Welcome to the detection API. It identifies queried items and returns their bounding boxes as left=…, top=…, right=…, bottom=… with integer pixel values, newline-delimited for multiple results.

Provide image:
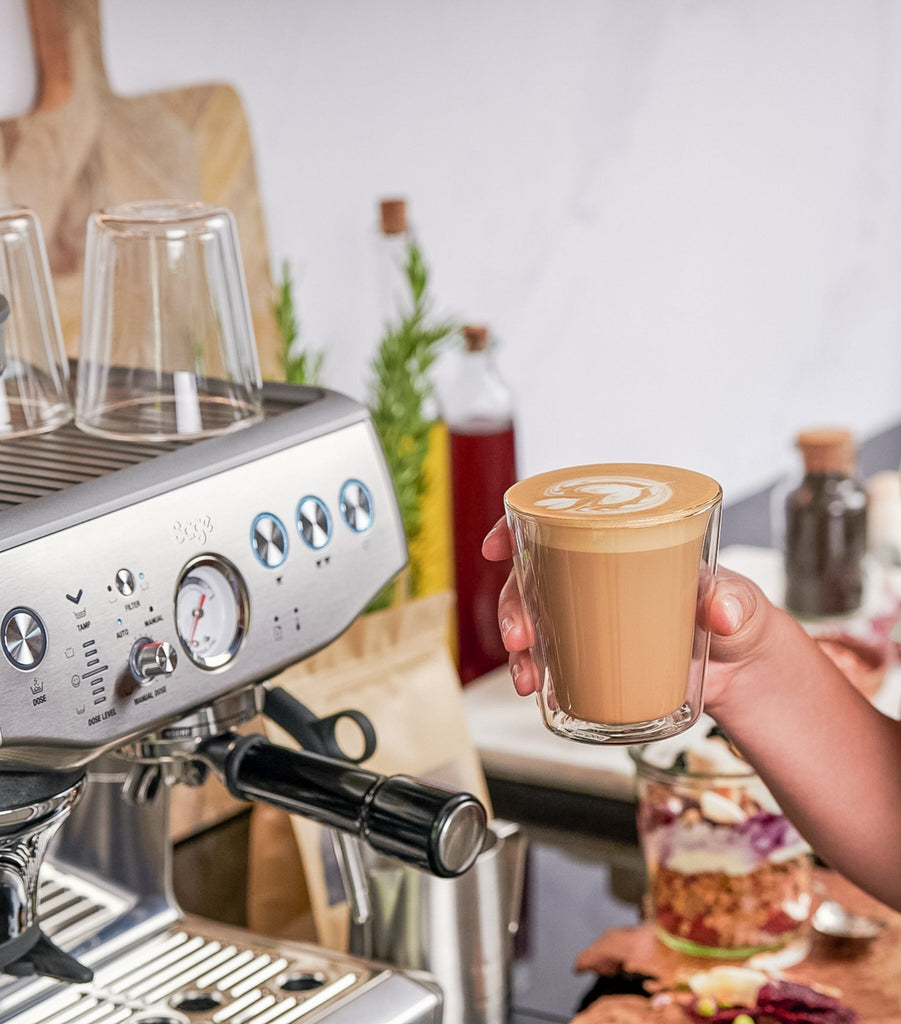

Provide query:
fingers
left=488, top=556, right=777, bottom=700
left=483, top=516, right=541, bottom=695
left=498, top=570, right=533, bottom=652
left=705, top=567, right=773, bottom=665
left=482, top=516, right=513, bottom=560
left=707, top=569, right=759, bottom=635
left=509, top=650, right=541, bottom=696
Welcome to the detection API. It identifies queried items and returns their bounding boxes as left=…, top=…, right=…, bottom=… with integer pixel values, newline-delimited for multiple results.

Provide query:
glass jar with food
left=630, top=728, right=813, bottom=958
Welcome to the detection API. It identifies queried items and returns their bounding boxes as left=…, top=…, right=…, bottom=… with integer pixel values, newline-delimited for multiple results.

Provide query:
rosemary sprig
left=274, top=261, right=324, bottom=385
left=369, top=241, right=456, bottom=605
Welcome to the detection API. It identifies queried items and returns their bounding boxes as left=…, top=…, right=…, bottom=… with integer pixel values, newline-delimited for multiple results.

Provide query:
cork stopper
left=379, top=198, right=407, bottom=236
left=462, top=324, right=489, bottom=352
left=796, top=428, right=856, bottom=474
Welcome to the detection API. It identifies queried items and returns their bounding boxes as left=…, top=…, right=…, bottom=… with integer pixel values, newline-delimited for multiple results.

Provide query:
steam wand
left=261, top=685, right=379, bottom=922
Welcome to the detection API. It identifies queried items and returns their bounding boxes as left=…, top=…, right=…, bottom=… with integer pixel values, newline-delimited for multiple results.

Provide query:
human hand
left=481, top=515, right=779, bottom=710
left=481, top=516, right=539, bottom=696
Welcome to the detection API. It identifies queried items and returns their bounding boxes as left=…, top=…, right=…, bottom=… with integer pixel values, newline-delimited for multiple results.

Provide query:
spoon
left=812, top=900, right=887, bottom=942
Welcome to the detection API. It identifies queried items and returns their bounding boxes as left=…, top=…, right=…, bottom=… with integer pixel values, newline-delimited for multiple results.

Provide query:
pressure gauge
left=175, top=556, right=249, bottom=669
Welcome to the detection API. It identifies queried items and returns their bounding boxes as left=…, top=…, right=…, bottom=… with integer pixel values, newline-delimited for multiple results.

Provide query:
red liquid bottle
left=441, top=325, right=517, bottom=684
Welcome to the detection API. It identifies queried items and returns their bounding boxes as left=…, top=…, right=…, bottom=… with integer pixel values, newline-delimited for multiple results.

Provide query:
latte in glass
left=504, top=464, right=722, bottom=744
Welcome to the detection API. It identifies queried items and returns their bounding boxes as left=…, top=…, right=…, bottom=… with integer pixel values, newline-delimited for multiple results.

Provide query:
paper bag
left=254, top=590, right=491, bottom=952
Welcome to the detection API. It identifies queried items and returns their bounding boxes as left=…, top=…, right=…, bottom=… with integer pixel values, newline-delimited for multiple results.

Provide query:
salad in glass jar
left=631, top=725, right=813, bottom=957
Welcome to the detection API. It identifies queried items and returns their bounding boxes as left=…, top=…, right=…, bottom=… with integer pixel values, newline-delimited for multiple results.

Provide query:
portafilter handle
left=199, top=733, right=487, bottom=878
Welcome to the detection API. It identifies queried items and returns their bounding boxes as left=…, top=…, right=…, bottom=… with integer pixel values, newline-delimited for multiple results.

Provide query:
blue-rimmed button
left=340, top=479, right=374, bottom=533
left=297, top=496, right=332, bottom=550
left=251, top=513, right=288, bottom=568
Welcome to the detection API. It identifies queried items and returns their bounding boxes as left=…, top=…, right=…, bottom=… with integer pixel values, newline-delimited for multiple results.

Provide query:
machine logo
left=171, top=514, right=214, bottom=546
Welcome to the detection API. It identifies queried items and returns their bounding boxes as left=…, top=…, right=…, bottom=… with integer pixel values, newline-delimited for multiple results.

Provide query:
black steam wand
left=259, top=685, right=380, bottom=922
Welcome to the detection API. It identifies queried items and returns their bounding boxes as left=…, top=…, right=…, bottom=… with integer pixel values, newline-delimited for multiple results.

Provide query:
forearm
left=706, top=609, right=901, bottom=910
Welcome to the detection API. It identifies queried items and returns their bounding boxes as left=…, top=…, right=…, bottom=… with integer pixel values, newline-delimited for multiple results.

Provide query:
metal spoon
left=812, top=900, right=887, bottom=942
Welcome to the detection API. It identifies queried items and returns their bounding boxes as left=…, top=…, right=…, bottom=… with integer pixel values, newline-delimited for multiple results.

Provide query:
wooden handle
left=27, top=0, right=110, bottom=112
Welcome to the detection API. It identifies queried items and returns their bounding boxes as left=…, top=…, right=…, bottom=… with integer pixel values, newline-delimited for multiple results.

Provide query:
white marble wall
left=2, top=0, right=901, bottom=503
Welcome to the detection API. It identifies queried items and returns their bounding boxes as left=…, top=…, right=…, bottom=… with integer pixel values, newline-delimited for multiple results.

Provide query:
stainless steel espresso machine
left=0, top=367, right=487, bottom=1023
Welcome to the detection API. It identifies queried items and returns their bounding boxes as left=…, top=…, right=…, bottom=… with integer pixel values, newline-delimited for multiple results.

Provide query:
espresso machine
left=0, top=334, right=487, bottom=1023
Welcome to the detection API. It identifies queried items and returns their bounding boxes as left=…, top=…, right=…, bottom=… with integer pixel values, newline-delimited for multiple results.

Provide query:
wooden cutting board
left=0, top=0, right=282, bottom=379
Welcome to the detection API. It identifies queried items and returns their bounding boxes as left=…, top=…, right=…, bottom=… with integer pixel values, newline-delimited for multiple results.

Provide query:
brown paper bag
left=246, top=802, right=317, bottom=941
left=254, top=590, right=491, bottom=952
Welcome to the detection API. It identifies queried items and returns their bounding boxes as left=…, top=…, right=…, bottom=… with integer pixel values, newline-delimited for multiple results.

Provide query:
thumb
left=704, top=567, right=772, bottom=664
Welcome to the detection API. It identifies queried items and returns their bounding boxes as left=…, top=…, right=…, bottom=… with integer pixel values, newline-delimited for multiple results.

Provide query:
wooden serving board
left=571, top=869, right=901, bottom=1024
left=0, top=0, right=282, bottom=378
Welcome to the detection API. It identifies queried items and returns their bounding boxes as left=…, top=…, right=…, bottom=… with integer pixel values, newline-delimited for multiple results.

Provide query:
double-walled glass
left=504, top=464, right=722, bottom=744
left=631, top=743, right=813, bottom=958
left=0, top=206, right=72, bottom=436
left=76, top=200, right=263, bottom=441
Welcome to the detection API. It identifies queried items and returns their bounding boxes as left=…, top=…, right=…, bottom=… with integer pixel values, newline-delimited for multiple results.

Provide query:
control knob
left=2, top=607, right=47, bottom=669
left=130, top=638, right=178, bottom=684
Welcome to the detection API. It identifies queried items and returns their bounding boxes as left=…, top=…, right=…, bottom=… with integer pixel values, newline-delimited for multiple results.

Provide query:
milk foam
left=506, top=463, right=722, bottom=553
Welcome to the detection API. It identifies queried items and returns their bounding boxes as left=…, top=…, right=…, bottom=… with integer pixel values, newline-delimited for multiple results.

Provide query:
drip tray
left=7, top=919, right=440, bottom=1024
left=1, top=870, right=441, bottom=1024
left=38, top=863, right=133, bottom=955
left=15, top=925, right=363, bottom=1024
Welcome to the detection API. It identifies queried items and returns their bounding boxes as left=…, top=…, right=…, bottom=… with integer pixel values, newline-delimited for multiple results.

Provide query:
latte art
left=535, top=476, right=673, bottom=516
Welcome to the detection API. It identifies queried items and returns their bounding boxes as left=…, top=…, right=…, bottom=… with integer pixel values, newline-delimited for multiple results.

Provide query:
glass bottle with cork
left=783, top=427, right=868, bottom=619
left=440, top=324, right=518, bottom=684
left=376, top=198, right=411, bottom=321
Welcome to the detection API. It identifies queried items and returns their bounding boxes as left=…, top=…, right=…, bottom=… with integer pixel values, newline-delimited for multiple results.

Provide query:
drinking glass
left=75, top=200, right=263, bottom=441
left=504, top=463, right=722, bottom=744
left=0, top=206, right=73, bottom=436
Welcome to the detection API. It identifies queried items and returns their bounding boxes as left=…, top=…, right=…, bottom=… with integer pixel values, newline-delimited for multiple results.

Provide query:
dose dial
left=175, top=556, right=248, bottom=669
left=2, top=607, right=46, bottom=670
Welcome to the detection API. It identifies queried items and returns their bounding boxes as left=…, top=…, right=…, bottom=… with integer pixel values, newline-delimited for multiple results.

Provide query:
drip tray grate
left=0, top=866, right=384, bottom=1024
left=11, top=925, right=373, bottom=1024
left=38, top=864, right=133, bottom=954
